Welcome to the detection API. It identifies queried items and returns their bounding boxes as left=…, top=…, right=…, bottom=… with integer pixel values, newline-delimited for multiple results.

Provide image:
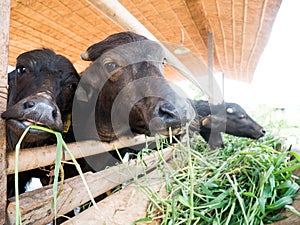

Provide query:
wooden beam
left=7, top=147, right=174, bottom=224
left=0, top=0, right=10, bottom=223
left=7, top=135, right=155, bottom=174
left=86, top=0, right=157, bottom=41
left=61, top=166, right=168, bottom=225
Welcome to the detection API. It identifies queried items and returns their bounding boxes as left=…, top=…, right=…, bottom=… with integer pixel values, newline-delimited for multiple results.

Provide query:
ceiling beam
left=86, top=0, right=158, bottom=41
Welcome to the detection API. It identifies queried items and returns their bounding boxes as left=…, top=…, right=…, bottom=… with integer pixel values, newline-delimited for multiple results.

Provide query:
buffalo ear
left=200, top=115, right=211, bottom=128
left=226, top=107, right=234, bottom=114
left=8, top=70, right=16, bottom=85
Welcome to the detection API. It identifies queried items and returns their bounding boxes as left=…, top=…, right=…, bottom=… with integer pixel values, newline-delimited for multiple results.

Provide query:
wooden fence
left=6, top=139, right=172, bottom=224
left=1, top=0, right=299, bottom=224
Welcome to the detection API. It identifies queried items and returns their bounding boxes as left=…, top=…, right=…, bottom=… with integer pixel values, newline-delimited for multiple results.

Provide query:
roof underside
left=9, top=0, right=282, bottom=82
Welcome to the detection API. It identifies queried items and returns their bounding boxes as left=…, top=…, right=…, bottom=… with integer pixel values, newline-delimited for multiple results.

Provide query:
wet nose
left=23, top=98, right=60, bottom=120
left=2, top=94, right=63, bottom=132
left=23, top=97, right=62, bottom=131
left=261, top=128, right=266, bottom=136
left=154, top=101, right=195, bottom=125
left=155, top=102, right=179, bottom=124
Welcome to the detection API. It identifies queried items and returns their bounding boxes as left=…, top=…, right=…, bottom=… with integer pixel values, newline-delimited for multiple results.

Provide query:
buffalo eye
left=16, top=66, right=26, bottom=74
left=104, top=62, right=120, bottom=74
left=238, top=114, right=246, bottom=119
left=66, top=83, right=77, bottom=92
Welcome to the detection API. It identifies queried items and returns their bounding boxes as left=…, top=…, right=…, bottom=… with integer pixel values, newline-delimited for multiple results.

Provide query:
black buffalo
left=74, top=31, right=194, bottom=142
left=2, top=48, right=79, bottom=150
left=190, top=100, right=266, bottom=149
left=1, top=49, right=80, bottom=197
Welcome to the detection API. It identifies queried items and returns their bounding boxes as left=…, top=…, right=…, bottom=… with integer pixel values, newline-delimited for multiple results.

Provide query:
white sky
left=224, top=0, right=300, bottom=108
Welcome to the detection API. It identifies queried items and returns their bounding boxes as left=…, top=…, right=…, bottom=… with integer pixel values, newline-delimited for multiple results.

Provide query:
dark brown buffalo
left=73, top=31, right=194, bottom=143
left=190, top=100, right=266, bottom=149
left=2, top=48, right=79, bottom=150
left=1, top=49, right=80, bottom=198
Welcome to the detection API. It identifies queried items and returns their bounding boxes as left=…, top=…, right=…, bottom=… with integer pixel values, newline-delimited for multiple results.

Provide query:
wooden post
left=0, top=0, right=10, bottom=223
left=207, top=32, right=214, bottom=104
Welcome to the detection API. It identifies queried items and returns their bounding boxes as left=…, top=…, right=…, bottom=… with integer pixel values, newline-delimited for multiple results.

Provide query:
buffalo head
left=224, top=103, right=266, bottom=139
left=1, top=48, right=80, bottom=149
left=190, top=100, right=266, bottom=149
left=74, top=31, right=195, bottom=141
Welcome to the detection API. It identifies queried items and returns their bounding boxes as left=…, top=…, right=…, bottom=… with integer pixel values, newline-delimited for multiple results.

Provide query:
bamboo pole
left=7, top=135, right=155, bottom=174
left=0, top=0, right=10, bottom=222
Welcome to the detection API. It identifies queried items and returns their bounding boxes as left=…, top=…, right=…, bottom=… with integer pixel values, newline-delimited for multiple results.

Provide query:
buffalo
left=190, top=100, right=266, bottom=149
left=71, top=32, right=195, bottom=171
left=74, top=31, right=195, bottom=142
left=1, top=48, right=80, bottom=197
left=2, top=48, right=79, bottom=150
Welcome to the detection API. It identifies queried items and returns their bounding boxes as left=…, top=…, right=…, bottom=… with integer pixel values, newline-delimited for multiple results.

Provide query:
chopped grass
left=140, top=132, right=300, bottom=225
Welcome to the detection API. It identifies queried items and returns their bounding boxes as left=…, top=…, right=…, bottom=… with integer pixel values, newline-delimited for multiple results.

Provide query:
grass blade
left=266, top=196, right=293, bottom=211
left=225, top=173, right=249, bottom=224
left=15, top=126, right=31, bottom=225
left=61, top=139, right=99, bottom=210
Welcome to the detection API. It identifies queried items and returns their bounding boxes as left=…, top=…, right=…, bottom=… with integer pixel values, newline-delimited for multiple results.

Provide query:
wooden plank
left=0, top=0, right=10, bottom=223
left=7, top=135, right=155, bottom=174
left=61, top=163, right=170, bottom=225
left=11, top=5, right=87, bottom=50
left=7, top=147, right=174, bottom=224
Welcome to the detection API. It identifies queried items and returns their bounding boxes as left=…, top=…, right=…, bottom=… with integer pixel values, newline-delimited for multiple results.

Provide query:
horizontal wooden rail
left=62, top=164, right=170, bottom=225
left=7, top=135, right=155, bottom=174
left=7, top=147, right=174, bottom=224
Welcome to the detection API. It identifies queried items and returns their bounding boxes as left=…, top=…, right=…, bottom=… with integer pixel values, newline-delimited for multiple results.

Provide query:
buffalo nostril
left=52, top=109, right=58, bottom=119
left=261, top=129, right=266, bottom=135
left=158, top=104, right=177, bottom=119
left=23, top=100, right=35, bottom=109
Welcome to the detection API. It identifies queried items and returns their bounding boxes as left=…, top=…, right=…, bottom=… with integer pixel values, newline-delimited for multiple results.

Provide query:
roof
left=9, top=0, right=282, bottom=82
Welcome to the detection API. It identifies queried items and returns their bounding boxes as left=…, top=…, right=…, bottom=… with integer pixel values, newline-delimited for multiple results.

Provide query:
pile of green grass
left=139, top=132, right=300, bottom=225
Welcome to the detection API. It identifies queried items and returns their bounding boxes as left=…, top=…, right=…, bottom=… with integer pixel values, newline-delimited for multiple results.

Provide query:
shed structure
left=8, top=0, right=282, bottom=82
left=2, top=0, right=296, bottom=224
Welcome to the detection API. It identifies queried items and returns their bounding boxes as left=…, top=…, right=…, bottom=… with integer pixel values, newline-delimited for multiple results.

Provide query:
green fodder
left=141, top=133, right=300, bottom=225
